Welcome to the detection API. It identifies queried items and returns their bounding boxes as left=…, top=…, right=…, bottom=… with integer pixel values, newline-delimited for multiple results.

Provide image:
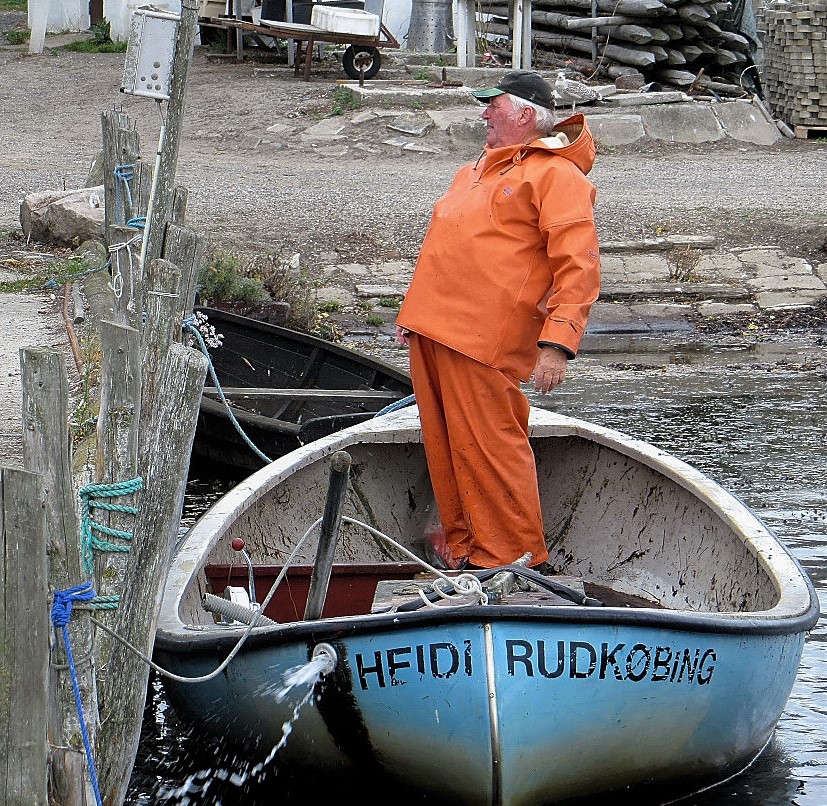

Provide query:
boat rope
left=374, top=392, right=416, bottom=418
left=182, top=314, right=273, bottom=464
left=90, top=516, right=320, bottom=683
left=341, top=516, right=487, bottom=605
left=50, top=582, right=105, bottom=806
left=78, top=477, right=143, bottom=606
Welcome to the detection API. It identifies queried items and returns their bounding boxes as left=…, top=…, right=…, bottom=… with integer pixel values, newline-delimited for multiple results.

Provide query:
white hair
left=508, top=94, right=557, bottom=134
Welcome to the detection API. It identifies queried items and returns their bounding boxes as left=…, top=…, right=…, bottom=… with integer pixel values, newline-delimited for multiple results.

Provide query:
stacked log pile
left=478, top=0, right=754, bottom=89
left=761, top=0, right=827, bottom=128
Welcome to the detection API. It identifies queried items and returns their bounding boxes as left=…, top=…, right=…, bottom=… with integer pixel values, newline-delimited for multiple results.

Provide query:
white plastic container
left=310, top=5, right=380, bottom=37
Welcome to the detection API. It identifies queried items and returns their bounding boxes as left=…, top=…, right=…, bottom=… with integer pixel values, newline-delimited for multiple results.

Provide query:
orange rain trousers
left=409, top=333, right=549, bottom=569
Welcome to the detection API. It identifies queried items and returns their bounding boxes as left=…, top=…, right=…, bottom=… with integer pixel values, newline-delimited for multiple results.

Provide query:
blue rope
left=183, top=315, right=274, bottom=464
left=114, top=163, right=134, bottom=225
left=126, top=216, right=145, bottom=229
left=375, top=393, right=416, bottom=417
left=51, top=583, right=104, bottom=806
left=78, top=478, right=143, bottom=581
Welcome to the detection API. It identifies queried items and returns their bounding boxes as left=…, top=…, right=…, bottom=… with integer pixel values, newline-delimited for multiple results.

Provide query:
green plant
left=331, top=86, right=359, bottom=116
left=365, top=314, right=383, bottom=327
left=413, top=66, right=432, bottom=81
left=63, top=37, right=126, bottom=53
left=318, top=299, right=343, bottom=313
left=0, top=0, right=26, bottom=10
left=197, top=252, right=271, bottom=305
left=0, top=255, right=93, bottom=293
left=377, top=296, right=400, bottom=309
left=4, top=28, right=29, bottom=44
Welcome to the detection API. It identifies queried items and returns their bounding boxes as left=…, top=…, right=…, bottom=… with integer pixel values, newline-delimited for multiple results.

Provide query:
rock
left=20, top=186, right=105, bottom=245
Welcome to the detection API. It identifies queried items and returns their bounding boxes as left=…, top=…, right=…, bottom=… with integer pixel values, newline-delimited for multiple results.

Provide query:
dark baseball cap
left=471, top=70, right=554, bottom=109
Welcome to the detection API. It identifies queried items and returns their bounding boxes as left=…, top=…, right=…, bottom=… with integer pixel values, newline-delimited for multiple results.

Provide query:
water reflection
left=130, top=351, right=827, bottom=805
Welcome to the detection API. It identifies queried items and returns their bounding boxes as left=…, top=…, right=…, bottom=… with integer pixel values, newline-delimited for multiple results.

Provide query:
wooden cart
left=199, top=14, right=400, bottom=80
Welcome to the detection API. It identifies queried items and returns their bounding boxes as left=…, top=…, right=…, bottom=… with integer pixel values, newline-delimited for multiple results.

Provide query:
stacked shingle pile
left=477, top=0, right=754, bottom=88
left=761, top=0, right=827, bottom=130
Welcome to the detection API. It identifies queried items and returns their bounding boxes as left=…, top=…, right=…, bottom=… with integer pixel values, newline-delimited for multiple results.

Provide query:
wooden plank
left=203, top=386, right=405, bottom=401
left=794, top=124, right=827, bottom=139
left=0, top=466, right=49, bottom=806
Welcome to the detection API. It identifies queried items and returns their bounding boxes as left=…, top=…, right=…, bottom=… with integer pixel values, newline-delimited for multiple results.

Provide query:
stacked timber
left=478, top=0, right=754, bottom=88
left=761, top=0, right=827, bottom=129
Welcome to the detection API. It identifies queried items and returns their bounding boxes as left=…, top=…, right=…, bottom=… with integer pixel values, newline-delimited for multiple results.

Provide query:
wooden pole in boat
left=304, top=450, right=352, bottom=621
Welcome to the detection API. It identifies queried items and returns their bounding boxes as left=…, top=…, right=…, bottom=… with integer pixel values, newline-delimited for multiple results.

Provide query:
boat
left=188, top=306, right=412, bottom=479
left=155, top=406, right=819, bottom=805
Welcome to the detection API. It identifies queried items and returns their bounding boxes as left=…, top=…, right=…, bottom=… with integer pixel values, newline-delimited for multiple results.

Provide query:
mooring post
left=304, top=451, right=352, bottom=621
left=21, top=347, right=96, bottom=806
left=0, top=466, right=49, bottom=806
left=97, top=342, right=207, bottom=806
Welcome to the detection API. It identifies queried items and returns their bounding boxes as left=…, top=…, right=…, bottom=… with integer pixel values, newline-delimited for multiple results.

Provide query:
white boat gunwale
left=159, top=408, right=818, bottom=643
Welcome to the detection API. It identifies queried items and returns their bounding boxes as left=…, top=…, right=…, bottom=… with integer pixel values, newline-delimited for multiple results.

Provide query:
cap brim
left=470, top=87, right=505, bottom=102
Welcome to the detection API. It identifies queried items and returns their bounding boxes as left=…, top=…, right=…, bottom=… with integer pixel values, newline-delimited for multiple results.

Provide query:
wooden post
left=107, top=225, right=143, bottom=332
left=21, top=348, right=95, bottom=806
left=139, top=258, right=182, bottom=398
left=0, top=467, right=49, bottom=806
left=304, top=451, right=352, bottom=620
left=93, top=319, right=141, bottom=707
left=161, top=224, right=204, bottom=323
left=141, top=0, right=199, bottom=268
left=101, top=111, right=141, bottom=242
left=97, top=342, right=208, bottom=806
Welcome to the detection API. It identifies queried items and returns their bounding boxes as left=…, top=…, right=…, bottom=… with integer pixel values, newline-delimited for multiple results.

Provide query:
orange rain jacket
left=397, top=113, right=600, bottom=381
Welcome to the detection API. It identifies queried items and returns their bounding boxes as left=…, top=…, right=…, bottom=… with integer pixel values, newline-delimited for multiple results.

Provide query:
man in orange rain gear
left=395, top=70, right=601, bottom=571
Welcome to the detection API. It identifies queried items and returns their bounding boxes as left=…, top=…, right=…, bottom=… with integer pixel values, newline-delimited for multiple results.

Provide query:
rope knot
left=51, top=582, right=96, bottom=628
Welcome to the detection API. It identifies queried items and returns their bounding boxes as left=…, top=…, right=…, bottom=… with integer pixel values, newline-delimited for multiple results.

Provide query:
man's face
left=481, top=94, right=528, bottom=148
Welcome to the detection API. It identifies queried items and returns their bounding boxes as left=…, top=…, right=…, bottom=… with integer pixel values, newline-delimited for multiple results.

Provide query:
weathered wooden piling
left=0, top=467, right=49, bottom=806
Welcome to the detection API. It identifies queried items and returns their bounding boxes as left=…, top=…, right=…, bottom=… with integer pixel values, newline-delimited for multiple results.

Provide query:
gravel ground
left=1, top=23, right=826, bottom=464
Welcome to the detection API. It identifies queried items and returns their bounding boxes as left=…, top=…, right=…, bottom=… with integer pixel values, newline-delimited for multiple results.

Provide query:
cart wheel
left=342, top=45, right=381, bottom=80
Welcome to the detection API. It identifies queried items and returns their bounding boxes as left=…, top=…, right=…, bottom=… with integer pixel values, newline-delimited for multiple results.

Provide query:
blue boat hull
left=158, top=614, right=805, bottom=804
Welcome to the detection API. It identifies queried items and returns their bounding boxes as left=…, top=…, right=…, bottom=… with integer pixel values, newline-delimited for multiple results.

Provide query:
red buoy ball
left=231, top=538, right=246, bottom=552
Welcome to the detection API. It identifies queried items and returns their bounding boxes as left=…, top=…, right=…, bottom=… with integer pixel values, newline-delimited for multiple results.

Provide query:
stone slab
left=713, top=100, right=782, bottom=146
left=588, top=114, right=646, bottom=146
left=640, top=103, right=725, bottom=143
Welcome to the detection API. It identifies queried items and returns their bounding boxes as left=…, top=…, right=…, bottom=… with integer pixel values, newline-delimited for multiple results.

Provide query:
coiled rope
left=78, top=477, right=143, bottom=605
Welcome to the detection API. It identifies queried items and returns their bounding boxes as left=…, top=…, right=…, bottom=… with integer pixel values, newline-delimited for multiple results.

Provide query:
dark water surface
left=129, top=347, right=827, bottom=805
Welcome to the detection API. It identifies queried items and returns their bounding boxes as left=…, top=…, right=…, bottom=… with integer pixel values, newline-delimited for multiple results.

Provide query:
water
left=130, top=344, right=827, bottom=805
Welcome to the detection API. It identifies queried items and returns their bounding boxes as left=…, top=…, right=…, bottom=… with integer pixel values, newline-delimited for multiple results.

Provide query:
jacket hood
left=537, top=113, right=596, bottom=175
left=482, top=113, right=596, bottom=176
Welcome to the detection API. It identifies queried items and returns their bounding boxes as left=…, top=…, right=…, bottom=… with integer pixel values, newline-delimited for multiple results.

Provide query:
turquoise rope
left=182, top=316, right=273, bottom=464
left=375, top=393, right=416, bottom=417
left=78, top=477, right=143, bottom=582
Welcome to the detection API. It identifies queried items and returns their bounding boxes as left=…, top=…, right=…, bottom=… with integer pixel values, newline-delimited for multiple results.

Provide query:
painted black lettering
left=676, top=648, right=700, bottom=683
left=506, top=639, right=534, bottom=676
left=625, top=644, right=650, bottom=682
left=416, top=644, right=425, bottom=674
left=356, top=650, right=386, bottom=690
left=386, top=646, right=412, bottom=686
left=697, top=649, right=716, bottom=684
left=430, top=642, right=460, bottom=678
left=599, top=643, right=626, bottom=680
left=463, top=640, right=473, bottom=675
left=570, top=641, right=597, bottom=678
left=651, top=646, right=673, bottom=682
left=537, top=640, right=565, bottom=679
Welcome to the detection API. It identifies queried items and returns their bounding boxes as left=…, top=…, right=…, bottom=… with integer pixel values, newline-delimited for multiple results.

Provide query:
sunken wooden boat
left=156, top=406, right=818, bottom=805
left=189, top=306, right=412, bottom=479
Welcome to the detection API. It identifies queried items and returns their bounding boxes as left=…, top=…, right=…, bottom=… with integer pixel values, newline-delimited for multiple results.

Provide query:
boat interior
left=176, top=430, right=784, bottom=629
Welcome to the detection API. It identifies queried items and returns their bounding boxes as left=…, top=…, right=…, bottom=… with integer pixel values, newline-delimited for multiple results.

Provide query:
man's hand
left=395, top=325, right=410, bottom=346
left=533, top=346, right=567, bottom=394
